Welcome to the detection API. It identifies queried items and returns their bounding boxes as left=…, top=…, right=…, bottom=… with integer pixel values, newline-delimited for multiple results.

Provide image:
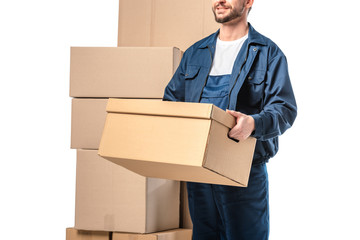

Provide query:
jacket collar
left=198, top=22, right=267, bottom=49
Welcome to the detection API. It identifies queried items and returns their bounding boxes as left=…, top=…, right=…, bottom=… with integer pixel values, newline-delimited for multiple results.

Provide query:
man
left=163, top=0, right=297, bottom=239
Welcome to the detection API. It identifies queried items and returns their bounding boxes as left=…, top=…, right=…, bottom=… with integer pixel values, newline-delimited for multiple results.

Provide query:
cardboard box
left=70, top=47, right=181, bottom=98
left=98, top=99, right=257, bottom=187
left=71, top=98, right=162, bottom=149
left=75, top=149, right=180, bottom=233
left=180, top=182, right=193, bottom=229
left=71, top=98, right=108, bottom=149
left=118, top=0, right=220, bottom=51
left=112, top=229, right=192, bottom=240
left=66, top=228, right=110, bottom=240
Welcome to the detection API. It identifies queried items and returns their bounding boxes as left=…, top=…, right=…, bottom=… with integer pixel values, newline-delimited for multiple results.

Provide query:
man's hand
left=226, top=110, right=255, bottom=141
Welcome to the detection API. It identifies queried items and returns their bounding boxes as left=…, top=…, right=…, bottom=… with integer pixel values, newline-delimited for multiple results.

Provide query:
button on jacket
left=163, top=23, right=297, bottom=165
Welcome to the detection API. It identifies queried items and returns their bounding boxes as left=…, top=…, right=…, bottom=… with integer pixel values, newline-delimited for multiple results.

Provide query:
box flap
left=210, top=105, right=236, bottom=129
left=106, top=99, right=212, bottom=118
left=106, top=99, right=235, bottom=128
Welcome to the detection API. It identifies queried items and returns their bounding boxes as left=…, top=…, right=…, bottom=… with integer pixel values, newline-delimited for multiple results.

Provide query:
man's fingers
left=229, top=126, right=236, bottom=138
left=226, top=109, right=233, bottom=115
left=228, top=125, right=241, bottom=139
left=226, top=109, right=241, bottom=118
left=227, top=130, right=240, bottom=143
left=228, top=128, right=247, bottom=141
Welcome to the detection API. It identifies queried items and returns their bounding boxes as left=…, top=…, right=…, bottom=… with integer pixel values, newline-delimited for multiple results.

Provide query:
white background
left=0, top=0, right=359, bottom=239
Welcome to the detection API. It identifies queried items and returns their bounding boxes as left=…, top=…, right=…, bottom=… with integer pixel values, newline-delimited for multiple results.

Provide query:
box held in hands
left=98, top=99, right=256, bottom=187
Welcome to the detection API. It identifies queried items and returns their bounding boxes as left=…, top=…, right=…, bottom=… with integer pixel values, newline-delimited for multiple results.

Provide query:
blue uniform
left=163, top=23, right=297, bottom=240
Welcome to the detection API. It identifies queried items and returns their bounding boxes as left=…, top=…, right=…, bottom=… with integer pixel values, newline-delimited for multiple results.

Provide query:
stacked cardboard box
left=74, top=150, right=180, bottom=233
left=66, top=228, right=192, bottom=240
left=66, top=228, right=110, bottom=240
left=69, top=47, right=182, bottom=234
left=69, top=50, right=182, bottom=232
left=69, top=47, right=181, bottom=98
left=68, top=0, right=224, bottom=238
left=117, top=0, right=220, bottom=51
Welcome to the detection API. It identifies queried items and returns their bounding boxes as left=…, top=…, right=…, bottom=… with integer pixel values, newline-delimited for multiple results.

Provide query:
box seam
left=145, top=177, right=148, bottom=233
left=201, top=119, right=212, bottom=170
left=203, top=165, right=245, bottom=187
left=150, top=0, right=155, bottom=46
left=104, top=111, right=212, bottom=121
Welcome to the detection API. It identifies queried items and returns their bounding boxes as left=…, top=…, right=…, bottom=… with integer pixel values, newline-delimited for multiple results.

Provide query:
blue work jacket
left=163, top=23, right=297, bottom=165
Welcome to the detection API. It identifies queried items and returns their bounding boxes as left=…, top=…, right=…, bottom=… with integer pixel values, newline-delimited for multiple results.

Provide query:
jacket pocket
left=237, top=70, right=266, bottom=111
left=184, top=65, right=201, bottom=80
left=246, top=70, right=266, bottom=85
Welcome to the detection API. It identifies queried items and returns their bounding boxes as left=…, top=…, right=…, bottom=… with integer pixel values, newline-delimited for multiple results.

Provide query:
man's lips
left=216, top=7, right=229, bottom=13
left=215, top=4, right=230, bottom=11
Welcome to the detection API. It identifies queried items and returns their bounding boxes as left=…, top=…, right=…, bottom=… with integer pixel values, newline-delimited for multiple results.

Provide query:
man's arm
left=163, top=50, right=188, bottom=102
left=228, top=54, right=297, bottom=142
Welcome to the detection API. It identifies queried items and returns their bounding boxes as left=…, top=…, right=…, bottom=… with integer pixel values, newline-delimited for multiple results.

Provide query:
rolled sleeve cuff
left=250, top=113, right=263, bottom=139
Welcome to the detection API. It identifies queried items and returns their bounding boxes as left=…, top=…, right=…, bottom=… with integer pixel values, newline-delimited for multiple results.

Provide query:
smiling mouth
left=216, top=7, right=229, bottom=14
left=215, top=3, right=230, bottom=11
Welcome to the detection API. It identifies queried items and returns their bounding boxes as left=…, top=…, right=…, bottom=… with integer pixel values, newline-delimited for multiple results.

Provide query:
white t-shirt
left=209, top=34, right=248, bottom=76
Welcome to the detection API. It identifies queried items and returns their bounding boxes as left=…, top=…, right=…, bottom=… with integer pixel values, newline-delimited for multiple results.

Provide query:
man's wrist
left=248, top=115, right=255, bottom=134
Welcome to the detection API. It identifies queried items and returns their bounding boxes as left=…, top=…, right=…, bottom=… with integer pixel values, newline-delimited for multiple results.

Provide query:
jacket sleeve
left=250, top=54, right=297, bottom=141
left=162, top=50, right=188, bottom=102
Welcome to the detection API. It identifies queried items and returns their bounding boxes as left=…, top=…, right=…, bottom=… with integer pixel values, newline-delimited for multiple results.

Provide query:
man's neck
left=218, top=19, right=249, bottom=41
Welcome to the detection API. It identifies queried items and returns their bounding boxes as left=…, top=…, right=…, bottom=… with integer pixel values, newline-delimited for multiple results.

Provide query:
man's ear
left=246, top=0, right=254, bottom=9
left=245, top=0, right=254, bottom=14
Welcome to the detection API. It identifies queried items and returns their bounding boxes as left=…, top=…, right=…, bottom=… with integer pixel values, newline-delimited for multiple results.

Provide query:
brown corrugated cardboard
left=71, top=98, right=108, bottom=149
left=70, top=47, right=181, bottom=98
left=98, top=99, right=257, bottom=187
left=71, top=98, right=162, bottom=149
left=105, top=98, right=234, bottom=127
left=118, top=0, right=220, bottom=51
left=75, top=149, right=180, bottom=233
left=66, top=228, right=110, bottom=240
left=180, top=182, right=193, bottom=229
left=112, top=229, right=192, bottom=240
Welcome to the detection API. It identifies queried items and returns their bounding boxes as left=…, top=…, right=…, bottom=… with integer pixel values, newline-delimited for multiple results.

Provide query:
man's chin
left=215, top=17, right=231, bottom=24
left=215, top=14, right=229, bottom=23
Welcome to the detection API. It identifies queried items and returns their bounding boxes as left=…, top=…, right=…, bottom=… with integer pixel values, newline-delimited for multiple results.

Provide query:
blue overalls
left=187, top=73, right=270, bottom=240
